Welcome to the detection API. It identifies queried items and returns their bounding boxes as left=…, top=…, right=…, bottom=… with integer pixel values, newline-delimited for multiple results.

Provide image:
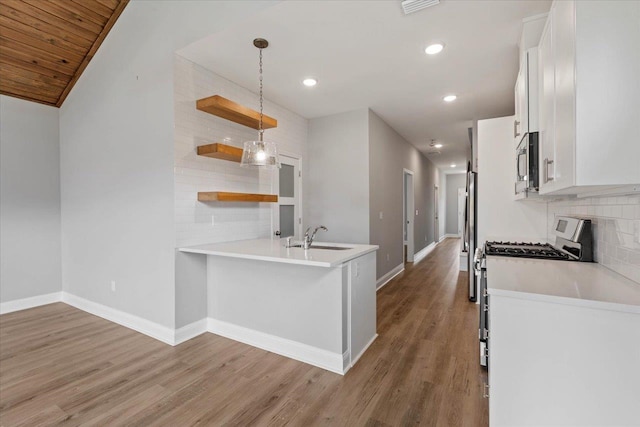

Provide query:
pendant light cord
left=259, top=46, right=264, bottom=142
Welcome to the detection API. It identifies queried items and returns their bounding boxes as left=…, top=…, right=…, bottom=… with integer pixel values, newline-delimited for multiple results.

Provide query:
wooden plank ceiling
left=0, top=0, right=129, bottom=107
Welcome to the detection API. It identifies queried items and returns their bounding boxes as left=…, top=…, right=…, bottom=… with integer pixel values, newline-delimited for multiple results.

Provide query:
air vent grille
left=401, top=0, right=440, bottom=15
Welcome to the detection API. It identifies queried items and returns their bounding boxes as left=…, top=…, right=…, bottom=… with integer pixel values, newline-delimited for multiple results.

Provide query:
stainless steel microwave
left=515, top=132, right=539, bottom=195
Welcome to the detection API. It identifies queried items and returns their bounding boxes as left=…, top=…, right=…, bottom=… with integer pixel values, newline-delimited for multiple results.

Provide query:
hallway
left=0, top=238, right=488, bottom=426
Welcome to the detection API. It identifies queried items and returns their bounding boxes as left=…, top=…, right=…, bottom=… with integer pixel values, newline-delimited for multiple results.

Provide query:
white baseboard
left=414, top=242, right=436, bottom=265
left=61, top=292, right=175, bottom=345
left=376, top=263, right=405, bottom=291
left=207, top=318, right=346, bottom=375
left=174, top=318, right=208, bottom=345
left=0, top=292, right=62, bottom=315
left=350, top=334, right=378, bottom=368
left=440, top=234, right=460, bottom=240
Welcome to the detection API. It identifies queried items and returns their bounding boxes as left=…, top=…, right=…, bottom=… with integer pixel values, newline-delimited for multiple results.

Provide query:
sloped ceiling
left=0, top=0, right=128, bottom=107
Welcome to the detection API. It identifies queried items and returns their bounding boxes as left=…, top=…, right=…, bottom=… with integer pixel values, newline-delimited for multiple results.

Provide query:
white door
left=403, top=170, right=414, bottom=263
left=457, top=188, right=466, bottom=237
left=273, top=154, right=301, bottom=239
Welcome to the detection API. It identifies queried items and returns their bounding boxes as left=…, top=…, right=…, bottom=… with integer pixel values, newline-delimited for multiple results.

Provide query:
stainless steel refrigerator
left=466, top=169, right=478, bottom=301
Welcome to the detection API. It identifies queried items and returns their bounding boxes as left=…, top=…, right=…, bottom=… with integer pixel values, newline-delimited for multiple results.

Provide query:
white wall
left=59, top=1, right=277, bottom=329
left=307, top=109, right=370, bottom=244
left=477, top=116, right=547, bottom=246
left=445, top=173, right=466, bottom=235
left=173, top=55, right=308, bottom=248
left=0, top=96, right=61, bottom=304
left=438, top=169, right=447, bottom=240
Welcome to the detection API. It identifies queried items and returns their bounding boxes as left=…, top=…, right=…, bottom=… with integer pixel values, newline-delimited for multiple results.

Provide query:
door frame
left=272, top=152, right=303, bottom=239
left=403, top=169, right=415, bottom=263
left=457, top=187, right=466, bottom=237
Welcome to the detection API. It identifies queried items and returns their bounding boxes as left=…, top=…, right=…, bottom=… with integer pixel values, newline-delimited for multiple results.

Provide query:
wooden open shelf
left=198, top=192, right=278, bottom=203
left=196, top=95, right=277, bottom=130
left=197, top=143, right=243, bottom=162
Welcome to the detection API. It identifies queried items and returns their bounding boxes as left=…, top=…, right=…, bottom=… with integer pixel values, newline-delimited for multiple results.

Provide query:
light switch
left=379, top=211, right=384, bottom=220
left=415, top=209, right=419, bottom=215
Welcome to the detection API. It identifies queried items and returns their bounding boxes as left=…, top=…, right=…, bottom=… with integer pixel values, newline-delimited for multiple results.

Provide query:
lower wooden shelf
left=198, top=192, right=278, bottom=203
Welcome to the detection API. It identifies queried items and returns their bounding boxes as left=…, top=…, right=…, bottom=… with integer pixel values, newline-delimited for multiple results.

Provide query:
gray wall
left=307, top=109, right=370, bottom=244
left=58, top=1, right=276, bottom=329
left=1, top=95, right=61, bottom=304
left=445, top=173, right=467, bottom=235
left=369, top=110, right=438, bottom=280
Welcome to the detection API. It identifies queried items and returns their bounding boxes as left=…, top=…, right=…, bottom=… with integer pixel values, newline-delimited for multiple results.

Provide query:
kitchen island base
left=179, top=240, right=378, bottom=375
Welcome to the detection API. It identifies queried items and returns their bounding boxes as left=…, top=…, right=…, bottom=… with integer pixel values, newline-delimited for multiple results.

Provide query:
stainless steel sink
left=288, top=244, right=352, bottom=250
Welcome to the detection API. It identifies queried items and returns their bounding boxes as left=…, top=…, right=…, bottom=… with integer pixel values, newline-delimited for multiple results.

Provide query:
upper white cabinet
left=513, top=48, right=538, bottom=142
left=538, top=0, right=640, bottom=195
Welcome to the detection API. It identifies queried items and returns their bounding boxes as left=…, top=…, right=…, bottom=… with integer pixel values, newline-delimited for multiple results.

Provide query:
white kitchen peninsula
left=179, top=239, right=378, bottom=375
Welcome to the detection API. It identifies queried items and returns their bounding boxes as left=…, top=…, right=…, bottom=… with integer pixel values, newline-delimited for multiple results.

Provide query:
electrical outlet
left=379, top=211, right=384, bottom=220
left=416, top=209, right=419, bottom=215
left=111, top=281, right=116, bottom=292
left=386, top=253, right=390, bottom=262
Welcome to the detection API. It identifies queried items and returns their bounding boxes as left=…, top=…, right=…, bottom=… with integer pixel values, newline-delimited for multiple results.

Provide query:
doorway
left=273, top=154, right=302, bottom=239
left=434, top=185, right=439, bottom=242
left=403, top=169, right=414, bottom=263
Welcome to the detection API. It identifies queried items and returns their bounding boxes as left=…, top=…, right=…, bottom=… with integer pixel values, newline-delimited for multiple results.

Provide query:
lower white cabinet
left=488, top=294, right=640, bottom=426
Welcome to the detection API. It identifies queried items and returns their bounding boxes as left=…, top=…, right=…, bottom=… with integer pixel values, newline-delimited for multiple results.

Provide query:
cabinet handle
left=543, top=158, right=554, bottom=183
left=514, top=120, right=521, bottom=138
left=483, top=383, right=490, bottom=398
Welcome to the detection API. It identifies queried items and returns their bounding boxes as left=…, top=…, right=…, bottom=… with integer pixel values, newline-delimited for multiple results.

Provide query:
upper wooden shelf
left=198, top=192, right=278, bottom=203
left=196, top=95, right=277, bottom=130
left=197, top=143, right=243, bottom=162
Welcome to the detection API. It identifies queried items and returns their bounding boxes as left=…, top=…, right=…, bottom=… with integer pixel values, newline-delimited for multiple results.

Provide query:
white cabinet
left=489, top=294, right=640, bottom=426
left=513, top=48, right=539, bottom=143
left=538, top=0, right=640, bottom=195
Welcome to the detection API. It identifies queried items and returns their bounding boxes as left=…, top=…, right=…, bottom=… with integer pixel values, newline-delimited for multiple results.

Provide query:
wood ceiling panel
left=0, top=0, right=129, bottom=107
left=69, top=0, right=114, bottom=21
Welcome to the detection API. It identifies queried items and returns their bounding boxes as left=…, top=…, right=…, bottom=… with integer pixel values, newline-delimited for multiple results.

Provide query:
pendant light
left=240, top=38, right=280, bottom=169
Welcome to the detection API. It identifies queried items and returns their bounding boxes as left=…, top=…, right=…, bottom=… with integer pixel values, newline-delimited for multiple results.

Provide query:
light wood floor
left=0, top=238, right=488, bottom=426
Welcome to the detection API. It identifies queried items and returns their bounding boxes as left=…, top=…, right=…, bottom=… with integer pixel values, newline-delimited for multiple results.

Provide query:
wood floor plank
left=0, top=238, right=488, bottom=426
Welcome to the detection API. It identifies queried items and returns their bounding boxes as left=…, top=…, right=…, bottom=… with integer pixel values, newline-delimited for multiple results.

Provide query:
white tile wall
left=174, top=55, right=308, bottom=247
left=548, top=195, right=640, bottom=283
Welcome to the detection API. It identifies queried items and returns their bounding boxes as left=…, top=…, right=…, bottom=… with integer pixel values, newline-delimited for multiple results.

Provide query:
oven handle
left=473, top=248, right=483, bottom=272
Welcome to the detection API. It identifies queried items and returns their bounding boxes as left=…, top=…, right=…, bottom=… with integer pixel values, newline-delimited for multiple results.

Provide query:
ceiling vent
left=401, top=0, right=440, bottom=15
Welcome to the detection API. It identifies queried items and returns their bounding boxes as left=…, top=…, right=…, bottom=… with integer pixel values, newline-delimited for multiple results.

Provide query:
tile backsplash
left=174, top=55, right=308, bottom=247
left=548, top=195, right=640, bottom=283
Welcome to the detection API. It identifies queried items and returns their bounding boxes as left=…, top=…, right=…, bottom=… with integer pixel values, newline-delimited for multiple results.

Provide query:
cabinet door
left=538, top=13, right=556, bottom=194
left=551, top=0, right=576, bottom=191
left=514, top=58, right=528, bottom=142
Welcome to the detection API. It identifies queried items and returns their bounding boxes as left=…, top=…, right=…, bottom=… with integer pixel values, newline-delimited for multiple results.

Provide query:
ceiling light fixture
left=443, top=95, right=457, bottom=102
left=425, top=43, right=444, bottom=55
left=240, top=38, right=280, bottom=169
left=302, top=78, right=317, bottom=87
left=450, top=164, right=456, bottom=168
left=429, top=139, right=443, bottom=149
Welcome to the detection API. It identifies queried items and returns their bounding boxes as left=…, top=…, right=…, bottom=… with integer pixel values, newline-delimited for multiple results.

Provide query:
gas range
left=484, top=241, right=571, bottom=260
left=484, top=217, right=593, bottom=262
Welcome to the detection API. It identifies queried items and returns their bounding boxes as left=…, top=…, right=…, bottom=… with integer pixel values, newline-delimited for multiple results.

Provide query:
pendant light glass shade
left=241, top=38, right=281, bottom=169
left=240, top=140, right=280, bottom=169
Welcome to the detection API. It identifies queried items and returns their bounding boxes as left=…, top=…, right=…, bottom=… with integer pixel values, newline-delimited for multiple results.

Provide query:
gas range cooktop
left=484, top=241, right=571, bottom=261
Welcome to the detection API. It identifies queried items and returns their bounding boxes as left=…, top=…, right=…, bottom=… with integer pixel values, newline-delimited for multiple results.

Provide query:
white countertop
left=487, top=256, right=640, bottom=314
left=179, top=239, right=379, bottom=268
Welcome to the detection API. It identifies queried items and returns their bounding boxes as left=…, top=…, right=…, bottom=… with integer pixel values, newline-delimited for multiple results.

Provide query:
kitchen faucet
left=303, top=225, right=328, bottom=249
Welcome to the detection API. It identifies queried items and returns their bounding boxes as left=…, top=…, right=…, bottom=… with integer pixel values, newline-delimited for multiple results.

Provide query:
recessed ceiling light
left=302, top=78, right=317, bottom=87
left=450, top=164, right=456, bottom=168
left=443, top=95, right=457, bottom=102
left=434, top=143, right=443, bottom=148
left=425, top=43, right=444, bottom=55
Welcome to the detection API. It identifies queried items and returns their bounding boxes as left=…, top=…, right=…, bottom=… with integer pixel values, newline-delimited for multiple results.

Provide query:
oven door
left=477, top=256, right=489, bottom=367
